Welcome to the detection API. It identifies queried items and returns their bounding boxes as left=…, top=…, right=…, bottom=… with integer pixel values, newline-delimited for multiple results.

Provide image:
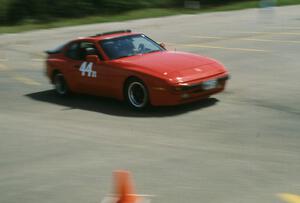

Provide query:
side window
left=65, top=41, right=103, bottom=61
left=66, top=42, right=80, bottom=60
left=132, top=36, right=159, bottom=51
left=79, top=42, right=103, bottom=61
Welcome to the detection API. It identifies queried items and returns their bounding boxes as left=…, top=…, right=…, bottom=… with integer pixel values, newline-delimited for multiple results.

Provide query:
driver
left=117, top=38, right=135, bottom=56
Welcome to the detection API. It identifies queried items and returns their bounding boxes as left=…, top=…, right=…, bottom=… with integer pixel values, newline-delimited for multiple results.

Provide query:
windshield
left=100, top=34, right=164, bottom=60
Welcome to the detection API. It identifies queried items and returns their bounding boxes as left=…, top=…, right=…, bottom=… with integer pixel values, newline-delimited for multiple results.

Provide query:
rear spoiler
left=45, top=43, right=66, bottom=54
left=45, top=50, right=60, bottom=54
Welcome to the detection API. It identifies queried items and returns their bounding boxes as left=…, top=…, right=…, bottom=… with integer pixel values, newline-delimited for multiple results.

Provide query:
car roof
left=78, top=30, right=140, bottom=41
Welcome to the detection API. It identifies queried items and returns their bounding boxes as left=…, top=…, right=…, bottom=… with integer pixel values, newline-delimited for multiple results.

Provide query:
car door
left=88, top=58, right=123, bottom=98
left=76, top=41, right=106, bottom=95
left=64, top=41, right=88, bottom=92
left=65, top=40, right=119, bottom=97
left=64, top=41, right=104, bottom=94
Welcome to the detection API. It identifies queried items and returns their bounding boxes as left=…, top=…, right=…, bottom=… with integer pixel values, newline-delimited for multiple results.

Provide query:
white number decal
left=79, top=62, right=97, bottom=78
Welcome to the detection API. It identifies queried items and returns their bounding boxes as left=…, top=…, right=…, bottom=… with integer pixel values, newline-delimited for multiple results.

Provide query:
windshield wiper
left=145, top=50, right=161, bottom=54
left=115, top=54, right=134, bottom=59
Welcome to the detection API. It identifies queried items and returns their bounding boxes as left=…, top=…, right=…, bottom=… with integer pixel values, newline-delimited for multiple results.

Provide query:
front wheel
left=54, top=73, right=69, bottom=96
left=125, top=78, right=149, bottom=110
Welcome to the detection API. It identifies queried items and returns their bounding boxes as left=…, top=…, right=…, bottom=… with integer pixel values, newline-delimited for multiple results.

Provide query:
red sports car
left=46, top=30, right=229, bottom=110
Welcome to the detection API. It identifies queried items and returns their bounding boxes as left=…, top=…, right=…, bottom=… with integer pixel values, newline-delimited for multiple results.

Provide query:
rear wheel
left=53, top=72, right=69, bottom=96
left=125, top=78, right=149, bottom=110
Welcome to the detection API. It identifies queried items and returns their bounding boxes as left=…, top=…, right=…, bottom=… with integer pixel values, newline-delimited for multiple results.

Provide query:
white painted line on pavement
left=227, top=31, right=300, bottom=36
left=190, top=35, right=300, bottom=44
left=242, top=38, right=300, bottom=44
left=170, top=43, right=269, bottom=52
left=191, top=36, right=223, bottom=39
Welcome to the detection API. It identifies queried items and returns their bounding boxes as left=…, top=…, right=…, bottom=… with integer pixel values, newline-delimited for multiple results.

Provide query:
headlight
left=181, top=93, right=190, bottom=99
left=174, top=83, right=190, bottom=91
left=174, top=86, right=183, bottom=91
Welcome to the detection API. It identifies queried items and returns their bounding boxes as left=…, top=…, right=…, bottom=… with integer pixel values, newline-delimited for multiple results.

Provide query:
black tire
left=53, top=72, right=69, bottom=96
left=124, top=78, right=150, bottom=110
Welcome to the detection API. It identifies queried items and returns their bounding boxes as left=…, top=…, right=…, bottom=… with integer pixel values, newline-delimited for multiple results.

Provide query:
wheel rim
left=128, top=82, right=148, bottom=108
left=54, top=74, right=67, bottom=95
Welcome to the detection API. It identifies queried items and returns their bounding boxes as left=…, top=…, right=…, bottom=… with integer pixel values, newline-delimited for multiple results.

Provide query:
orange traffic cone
left=114, top=170, right=140, bottom=203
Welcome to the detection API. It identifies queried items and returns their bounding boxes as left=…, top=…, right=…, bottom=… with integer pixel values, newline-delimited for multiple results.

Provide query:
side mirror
left=85, top=47, right=100, bottom=63
left=86, top=47, right=98, bottom=55
left=159, top=43, right=166, bottom=50
left=86, top=55, right=100, bottom=64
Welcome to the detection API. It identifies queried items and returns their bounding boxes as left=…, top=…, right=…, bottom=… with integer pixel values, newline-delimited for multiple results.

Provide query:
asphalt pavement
left=0, top=5, right=299, bottom=203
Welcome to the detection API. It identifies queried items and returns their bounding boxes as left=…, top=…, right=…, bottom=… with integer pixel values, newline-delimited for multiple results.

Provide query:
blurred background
left=0, top=1, right=300, bottom=203
left=0, top=0, right=281, bottom=26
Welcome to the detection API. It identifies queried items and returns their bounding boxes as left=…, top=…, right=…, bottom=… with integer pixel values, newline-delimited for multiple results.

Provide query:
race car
left=46, top=30, right=229, bottom=110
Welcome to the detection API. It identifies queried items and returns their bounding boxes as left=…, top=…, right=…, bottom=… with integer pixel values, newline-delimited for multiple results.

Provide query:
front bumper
left=150, top=74, right=230, bottom=106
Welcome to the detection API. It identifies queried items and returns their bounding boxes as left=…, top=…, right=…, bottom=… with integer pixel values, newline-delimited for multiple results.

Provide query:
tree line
left=0, top=0, right=252, bottom=25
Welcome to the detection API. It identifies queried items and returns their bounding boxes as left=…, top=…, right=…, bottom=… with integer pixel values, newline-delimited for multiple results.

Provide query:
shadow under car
left=26, top=90, right=219, bottom=117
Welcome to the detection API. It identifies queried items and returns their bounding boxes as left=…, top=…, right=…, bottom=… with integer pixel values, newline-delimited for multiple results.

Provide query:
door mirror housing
left=159, top=43, right=166, bottom=50
left=85, top=47, right=101, bottom=63
left=86, top=55, right=100, bottom=64
left=86, top=47, right=98, bottom=55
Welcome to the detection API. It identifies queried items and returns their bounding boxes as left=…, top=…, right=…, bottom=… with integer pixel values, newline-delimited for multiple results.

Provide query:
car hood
left=115, top=51, right=226, bottom=83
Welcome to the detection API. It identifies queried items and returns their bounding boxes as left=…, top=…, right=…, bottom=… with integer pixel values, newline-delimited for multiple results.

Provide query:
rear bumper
left=150, top=74, right=229, bottom=106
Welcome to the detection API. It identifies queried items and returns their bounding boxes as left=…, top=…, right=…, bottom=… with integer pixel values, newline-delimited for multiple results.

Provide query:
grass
left=0, top=8, right=200, bottom=33
left=0, top=0, right=300, bottom=34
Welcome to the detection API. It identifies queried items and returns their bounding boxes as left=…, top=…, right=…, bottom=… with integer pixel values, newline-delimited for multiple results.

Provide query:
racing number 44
left=79, top=62, right=97, bottom=78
